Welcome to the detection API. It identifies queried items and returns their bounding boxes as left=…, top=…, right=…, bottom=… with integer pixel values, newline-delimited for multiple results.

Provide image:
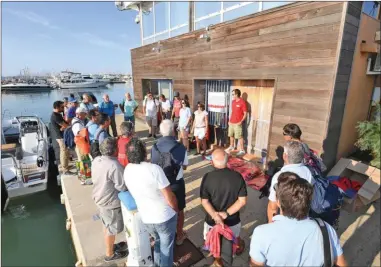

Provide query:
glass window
left=143, top=37, right=155, bottom=45
left=155, top=32, right=169, bottom=42
left=195, top=15, right=221, bottom=30
left=155, top=2, right=169, bottom=33
left=170, top=2, right=189, bottom=28
left=223, top=2, right=245, bottom=9
left=223, top=3, right=259, bottom=22
left=159, top=80, right=172, bottom=99
left=195, top=2, right=221, bottom=19
left=143, top=9, right=154, bottom=37
left=362, top=1, right=380, bottom=19
left=262, top=2, right=290, bottom=11
left=170, top=26, right=188, bottom=38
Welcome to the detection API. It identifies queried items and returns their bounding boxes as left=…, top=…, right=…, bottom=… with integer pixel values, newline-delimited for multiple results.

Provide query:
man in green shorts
left=225, top=89, right=247, bottom=156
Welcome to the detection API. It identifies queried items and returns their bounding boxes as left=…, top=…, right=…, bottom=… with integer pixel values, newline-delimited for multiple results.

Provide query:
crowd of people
left=49, top=89, right=346, bottom=267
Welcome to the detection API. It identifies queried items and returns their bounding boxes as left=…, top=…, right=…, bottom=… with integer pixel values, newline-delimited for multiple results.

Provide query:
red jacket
left=204, top=224, right=238, bottom=258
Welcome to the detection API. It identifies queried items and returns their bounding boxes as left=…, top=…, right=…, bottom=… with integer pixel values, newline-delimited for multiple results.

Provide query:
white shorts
left=203, top=222, right=241, bottom=240
left=194, top=127, right=206, bottom=139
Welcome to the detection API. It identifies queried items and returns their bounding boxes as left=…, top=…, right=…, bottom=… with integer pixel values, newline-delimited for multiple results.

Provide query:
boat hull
left=59, top=81, right=108, bottom=89
left=1, top=84, right=52, bottom=92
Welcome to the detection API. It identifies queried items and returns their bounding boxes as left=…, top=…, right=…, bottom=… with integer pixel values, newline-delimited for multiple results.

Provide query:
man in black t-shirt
left=50, top=101, right=74, bottom=175
left=200, top=149, right=247, bottom=266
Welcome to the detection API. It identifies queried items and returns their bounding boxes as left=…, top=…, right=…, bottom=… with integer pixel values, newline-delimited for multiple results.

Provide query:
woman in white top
left=159, top=94, right=172, bottom=120
left=179, top=100, right=192, bottom=151
left=191, top=103, right=208, bottom=155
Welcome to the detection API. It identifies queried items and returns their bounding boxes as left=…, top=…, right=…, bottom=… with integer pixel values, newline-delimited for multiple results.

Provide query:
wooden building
left=118, top=1, right=380, bottom=169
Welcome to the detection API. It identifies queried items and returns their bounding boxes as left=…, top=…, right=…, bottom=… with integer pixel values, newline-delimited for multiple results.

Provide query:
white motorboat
left=59, top=78, right=108, bottom=89
left=83, top=74, right=110, bottom=87
left=1, top=82, right=52, bottom=92
left=1, top=116, right=49, bottom=198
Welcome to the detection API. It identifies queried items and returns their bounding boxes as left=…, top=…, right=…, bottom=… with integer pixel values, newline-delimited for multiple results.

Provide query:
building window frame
left=193, top=2, right=257, bottom=30
left=142, top=1, right=189, bottom=44
left=141, top=1, right=294, bottom=44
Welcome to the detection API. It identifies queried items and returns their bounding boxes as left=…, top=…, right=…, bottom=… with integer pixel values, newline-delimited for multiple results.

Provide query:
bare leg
left=104, top=227, right=115, bottom=257
left=195, top=137, right=200, bottom=153
left=202, top=138, right=207, bottom=154
left=152, top=126, right=157, bottom=136
left=239, top=137, right=244, bottom=151
left=176, top=210, right=185, bottom=240
left=230, top=137, right=235, bottom=149
left=147, top=123, right=152, bottom=134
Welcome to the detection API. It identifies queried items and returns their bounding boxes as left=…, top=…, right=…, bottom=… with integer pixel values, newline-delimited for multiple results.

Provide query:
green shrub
left=356, top=103, right=380, bottom=168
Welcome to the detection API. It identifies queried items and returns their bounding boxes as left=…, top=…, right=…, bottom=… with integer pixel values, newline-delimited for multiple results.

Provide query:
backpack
left=302, top=143, right=327, bottom=177
left=152, top=143, right=182, bottom=185
left=90, top=129, right=106, bottom=159
left=310, top=176, right=343, bottom=228
left=64, top=121, right=81, bottom=149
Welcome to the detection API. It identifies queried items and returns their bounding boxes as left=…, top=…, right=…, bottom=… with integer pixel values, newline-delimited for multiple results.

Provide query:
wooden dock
left=61, top=114, right=380, bottom=266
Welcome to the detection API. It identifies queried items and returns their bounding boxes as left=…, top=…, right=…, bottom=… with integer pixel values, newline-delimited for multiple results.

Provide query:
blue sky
left=2, top=2, right=141, bottom=76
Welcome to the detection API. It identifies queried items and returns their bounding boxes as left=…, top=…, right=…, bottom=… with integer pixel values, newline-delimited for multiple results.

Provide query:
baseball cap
left=76, top=107, right=88, bottom=114
left=68, top=97, right=77, bottom=103
left=174, top=92, right=180, bottom=97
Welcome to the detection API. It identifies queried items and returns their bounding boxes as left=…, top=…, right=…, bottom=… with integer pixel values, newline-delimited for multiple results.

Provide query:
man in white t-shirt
left=267, top=140, right=315, bottom=223
left=159, top=94, right=172, bottom=120
left=124, top=138, right=178, bottom=267
left=143, top=92, right=159, bottom=138
left=151, top=120, right=189, bottom=246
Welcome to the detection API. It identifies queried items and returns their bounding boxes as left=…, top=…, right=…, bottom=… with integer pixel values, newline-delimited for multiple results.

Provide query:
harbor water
left=1, top=83, right=133, bottom=266
left=2, top=83, right=133, bottom=123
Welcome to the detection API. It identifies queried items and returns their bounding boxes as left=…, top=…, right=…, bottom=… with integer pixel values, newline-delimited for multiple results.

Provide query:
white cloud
left=74, top=32, right=128, bottom=51
left=4, top=8, right=59, bottom=30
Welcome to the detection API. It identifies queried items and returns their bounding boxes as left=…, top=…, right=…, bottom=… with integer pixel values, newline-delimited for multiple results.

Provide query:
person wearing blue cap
left=66, top=96, right=79, bottom=124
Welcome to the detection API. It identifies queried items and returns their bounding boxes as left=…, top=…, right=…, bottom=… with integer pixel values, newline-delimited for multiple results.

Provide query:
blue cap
left=68, top=97, right=77, bottom=103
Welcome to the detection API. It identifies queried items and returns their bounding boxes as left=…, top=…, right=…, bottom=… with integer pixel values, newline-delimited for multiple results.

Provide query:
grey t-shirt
left=91, top=156, right=127, bottom=209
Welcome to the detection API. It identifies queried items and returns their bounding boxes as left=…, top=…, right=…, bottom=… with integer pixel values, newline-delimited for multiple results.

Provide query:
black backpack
left=153, top=143, right=182, bottom=185
left=90, top=129, right=106, bottom=159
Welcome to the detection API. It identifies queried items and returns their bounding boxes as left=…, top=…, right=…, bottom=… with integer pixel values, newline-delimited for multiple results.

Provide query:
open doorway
left=194, top=79, right=275, bottom=157
left=232, top=80, right=275, bottom=159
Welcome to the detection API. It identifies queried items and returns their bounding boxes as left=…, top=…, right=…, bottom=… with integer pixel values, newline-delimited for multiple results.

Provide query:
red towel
left=204, top=224, right=238, bottom=258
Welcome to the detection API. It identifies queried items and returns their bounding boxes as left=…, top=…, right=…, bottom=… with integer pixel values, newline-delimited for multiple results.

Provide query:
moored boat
left=1, top=116, right=49, bottom=198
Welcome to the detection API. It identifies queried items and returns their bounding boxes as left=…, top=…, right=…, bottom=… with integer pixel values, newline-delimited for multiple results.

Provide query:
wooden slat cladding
left=131, top=2, right=346, bottom=160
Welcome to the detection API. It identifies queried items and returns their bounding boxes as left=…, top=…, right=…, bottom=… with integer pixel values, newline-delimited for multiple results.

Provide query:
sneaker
left=225, top=146, right=234, bottom=153
left=236, top=150, right=245, bottom=156
left=148, top=134, right=152, bottom=138
left=104, top=250, right=128, bottom=262
left=114, top=241, right=128, bottom=252
left=153, top=135, right=157, bottom=139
